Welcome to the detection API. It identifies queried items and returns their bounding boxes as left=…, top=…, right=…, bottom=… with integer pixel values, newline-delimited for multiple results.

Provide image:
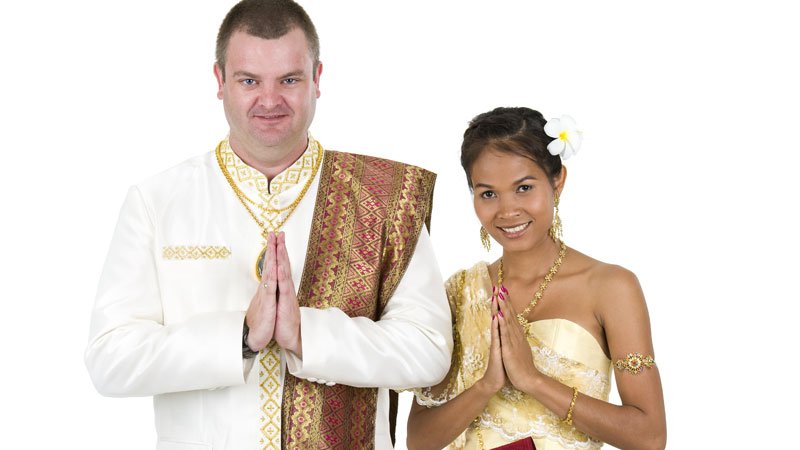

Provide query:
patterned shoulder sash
left=281, top=150, right=436, bottom=448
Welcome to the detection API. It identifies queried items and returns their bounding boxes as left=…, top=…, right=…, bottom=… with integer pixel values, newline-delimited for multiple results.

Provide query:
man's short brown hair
left=216, top=0, right=320, bottom=79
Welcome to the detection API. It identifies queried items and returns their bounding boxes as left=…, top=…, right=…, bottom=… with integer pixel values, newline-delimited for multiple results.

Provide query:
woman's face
left=471, top=148, right=564, bottom=254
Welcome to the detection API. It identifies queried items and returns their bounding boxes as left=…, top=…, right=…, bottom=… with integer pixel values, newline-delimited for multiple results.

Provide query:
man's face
left=215, top=28, right=321, bottom=156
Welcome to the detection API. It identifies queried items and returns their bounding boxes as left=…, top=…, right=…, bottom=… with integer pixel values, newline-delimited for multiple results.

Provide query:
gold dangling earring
left=480, top=226, right=491, bottom=252
left=549, top=193, right=563, bottom=242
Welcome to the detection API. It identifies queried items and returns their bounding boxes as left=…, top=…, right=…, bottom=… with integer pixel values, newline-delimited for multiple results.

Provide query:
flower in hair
left=544, top=115, right=582, bottom=160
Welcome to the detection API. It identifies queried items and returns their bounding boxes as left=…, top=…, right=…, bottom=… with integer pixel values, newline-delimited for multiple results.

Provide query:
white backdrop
left=1, top=1, right=797, bottom=448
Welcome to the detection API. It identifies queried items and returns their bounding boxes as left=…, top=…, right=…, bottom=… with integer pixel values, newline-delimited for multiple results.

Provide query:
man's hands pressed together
left=244, top=231, right=303, bottom=357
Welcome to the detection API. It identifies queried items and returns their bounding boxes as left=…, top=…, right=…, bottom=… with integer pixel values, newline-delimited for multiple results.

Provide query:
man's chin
left=252, top=130, right=307, bottom=151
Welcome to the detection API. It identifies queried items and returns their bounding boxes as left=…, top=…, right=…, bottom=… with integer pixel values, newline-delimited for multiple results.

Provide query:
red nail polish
left=501, top=286, right=508, bottom=294
left=498, top=310, right=504, bottom=318
left=498, top=292, right=505, bottom=301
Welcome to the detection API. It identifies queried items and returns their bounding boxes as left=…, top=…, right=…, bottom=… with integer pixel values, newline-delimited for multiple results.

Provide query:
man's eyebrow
left=230, top=69, right=307, bottom=80
left=231, top=70, right=259, bottom=79
left=279, top=70, right=305, bottom=79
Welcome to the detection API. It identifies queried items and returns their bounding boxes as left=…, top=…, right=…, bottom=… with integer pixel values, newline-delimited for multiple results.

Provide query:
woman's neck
left=501, top=239, right=562, bottom=283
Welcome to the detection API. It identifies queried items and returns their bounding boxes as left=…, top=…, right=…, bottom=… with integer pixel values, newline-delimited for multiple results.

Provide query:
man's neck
left=229, top=135, right=309, bottom=181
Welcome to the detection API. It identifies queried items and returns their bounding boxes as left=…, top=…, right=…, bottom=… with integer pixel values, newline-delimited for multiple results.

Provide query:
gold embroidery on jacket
left=162, top=246, right=231, bottom=260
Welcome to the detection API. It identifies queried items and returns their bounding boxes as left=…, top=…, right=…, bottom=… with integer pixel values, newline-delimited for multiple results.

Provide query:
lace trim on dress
left=413, top=270, right=466, bottom=407
left=531, top=345, right=610, bottom=398
left=469, top=337, right=608, bottom=450
left=475, top=414, right=603, bottom=450
left=415, top=386, right=454, bottom=407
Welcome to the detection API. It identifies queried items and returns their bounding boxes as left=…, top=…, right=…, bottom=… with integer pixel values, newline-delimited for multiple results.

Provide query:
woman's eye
left=480, top=191, right=495, bottom=199
left=517, top=185, right=532, bottom=192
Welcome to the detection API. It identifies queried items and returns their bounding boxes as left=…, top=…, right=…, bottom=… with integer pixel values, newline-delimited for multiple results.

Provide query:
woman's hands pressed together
left=495, top=285, right=542, bottom=394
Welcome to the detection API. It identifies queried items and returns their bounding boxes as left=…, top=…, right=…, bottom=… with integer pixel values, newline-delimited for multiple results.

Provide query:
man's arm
left=84, top=187, right=246, bottom=397
left=285, top=228, right=453, bottom=389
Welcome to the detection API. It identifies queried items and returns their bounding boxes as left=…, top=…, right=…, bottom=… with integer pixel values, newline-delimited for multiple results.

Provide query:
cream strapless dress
left=415, top=262, right=611, bottom=450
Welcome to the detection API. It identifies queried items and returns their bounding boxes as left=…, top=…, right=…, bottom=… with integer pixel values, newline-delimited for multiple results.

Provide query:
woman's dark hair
left=461, top=107, right=562, bottom=188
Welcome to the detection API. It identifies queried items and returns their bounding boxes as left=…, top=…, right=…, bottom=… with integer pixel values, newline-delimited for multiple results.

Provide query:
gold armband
left=614, top=352, right=655, bottom=375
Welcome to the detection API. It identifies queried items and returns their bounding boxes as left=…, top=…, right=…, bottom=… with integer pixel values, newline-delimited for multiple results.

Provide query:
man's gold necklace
left=497, top=239, right=567, bottom=330
left=215, top=140, right=323, bottom=279
left=224, top=179, right=305, bottom=214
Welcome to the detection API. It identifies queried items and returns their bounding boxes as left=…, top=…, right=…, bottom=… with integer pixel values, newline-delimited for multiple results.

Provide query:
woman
left=407, top=107, right=666, bottom=450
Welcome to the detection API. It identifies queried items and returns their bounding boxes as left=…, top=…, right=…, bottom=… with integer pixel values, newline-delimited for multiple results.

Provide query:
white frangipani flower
left=544, top=115, right=582, bottom=160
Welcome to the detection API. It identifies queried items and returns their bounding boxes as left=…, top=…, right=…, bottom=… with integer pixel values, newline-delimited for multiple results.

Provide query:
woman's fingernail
left=501, top=286, right=508, bottom=294
left=498, top=292, right=505, bottom=301
left=498, top=310, right=504, bottom=318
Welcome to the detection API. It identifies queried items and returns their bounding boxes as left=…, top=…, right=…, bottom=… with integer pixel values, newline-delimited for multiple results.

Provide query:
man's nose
left=256, top=83, right=282, bottom=107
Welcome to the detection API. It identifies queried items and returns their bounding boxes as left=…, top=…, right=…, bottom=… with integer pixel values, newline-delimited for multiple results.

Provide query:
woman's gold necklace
left=498, top=239, right=567, bottom=330
left=215, top=140, right=323, bottom=279
left=474, top=239, right=567, bottom=449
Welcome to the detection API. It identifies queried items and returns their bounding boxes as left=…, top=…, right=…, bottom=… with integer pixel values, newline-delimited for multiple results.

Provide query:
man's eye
left=283, top=78, right=298, bottom=84
left=242, top=79, right=256, bottom=86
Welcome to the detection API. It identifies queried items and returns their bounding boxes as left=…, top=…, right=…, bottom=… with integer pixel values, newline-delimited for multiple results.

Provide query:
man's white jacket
left=85, top=149, right=453, bottom=449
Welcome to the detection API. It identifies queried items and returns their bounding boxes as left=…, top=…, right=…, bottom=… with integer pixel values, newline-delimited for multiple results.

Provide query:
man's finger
left=261, top=232, right=278, bottom=294
left=276, top=232, right=296, bottom=293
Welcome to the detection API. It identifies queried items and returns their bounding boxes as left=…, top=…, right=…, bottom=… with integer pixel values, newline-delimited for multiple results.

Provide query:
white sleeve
left=84, top=187, right=246, bottom=397
left=285, top=228, right=453, bottom=389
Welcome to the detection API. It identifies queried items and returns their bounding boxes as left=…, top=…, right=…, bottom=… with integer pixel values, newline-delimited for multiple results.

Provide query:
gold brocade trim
left=217, top=137, right=320, bottom=450
left=378, top=161, right=436, bottom=308
left=220, top=137, right=322, bottom=214
left=284, top=151, right=367, bottom=448
left=302, top=150, right=363, bottom=311
left=281, top=151, right=436, bottom=448
left=161, top=246, right=231, bottom=260
left=258, top=342, right=281, bottom=449
left=219, top=136, right=322, bottom=232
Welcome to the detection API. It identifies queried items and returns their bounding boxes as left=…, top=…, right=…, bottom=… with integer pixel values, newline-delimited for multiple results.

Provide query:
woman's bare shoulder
left=565, top=247, right=643, bottom=305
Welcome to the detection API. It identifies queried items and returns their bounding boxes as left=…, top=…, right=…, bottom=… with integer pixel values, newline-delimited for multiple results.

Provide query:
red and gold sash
left=281, top=150, right=436, bottom=449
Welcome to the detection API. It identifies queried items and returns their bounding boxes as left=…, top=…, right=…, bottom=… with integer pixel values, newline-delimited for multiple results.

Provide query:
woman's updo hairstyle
left=461, top=107, right=562, bottom=188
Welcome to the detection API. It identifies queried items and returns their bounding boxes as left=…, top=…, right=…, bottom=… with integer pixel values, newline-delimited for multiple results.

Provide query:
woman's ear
left=554, top=166, right=567, bottom=196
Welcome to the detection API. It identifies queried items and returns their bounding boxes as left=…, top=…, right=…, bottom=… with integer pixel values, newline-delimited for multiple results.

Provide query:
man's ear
left=214, top=63, right=225, bottom=100
left=313, top=61, right=323, bottom=98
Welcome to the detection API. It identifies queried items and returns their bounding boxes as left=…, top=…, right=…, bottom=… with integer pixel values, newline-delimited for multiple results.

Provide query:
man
left=84, top=1, right=452, bottom=448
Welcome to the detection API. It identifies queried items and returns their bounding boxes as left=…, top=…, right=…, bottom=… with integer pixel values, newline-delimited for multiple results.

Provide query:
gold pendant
left=255, top=245, right=268, bottom=280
